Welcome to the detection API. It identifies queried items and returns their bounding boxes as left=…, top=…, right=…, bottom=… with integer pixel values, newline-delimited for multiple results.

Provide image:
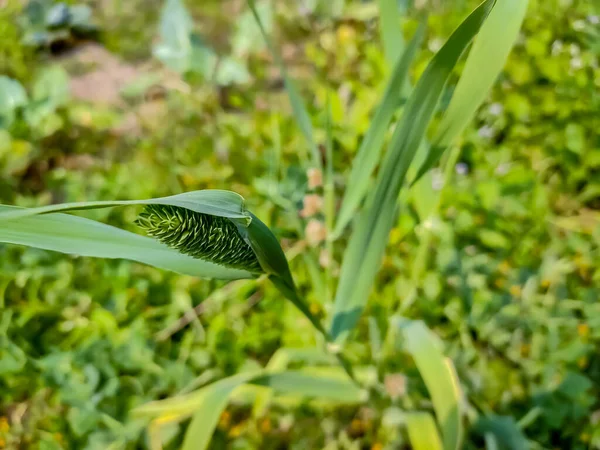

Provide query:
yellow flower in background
left=218, top=411, right=231, bottom=429
left=259, top=418, right=271, bottom=434
left=336, top=24, right=356, bottom=44
left=510, top=285, right=522, bottom=297
left=577, top=323, right=590, bottom=338
left=228, top=423, right=245, bottom=438
left=498, top=260, right=511, bottom=274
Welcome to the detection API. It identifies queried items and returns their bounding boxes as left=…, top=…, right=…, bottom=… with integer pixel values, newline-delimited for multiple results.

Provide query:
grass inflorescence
left=136, top=204, right=263, bottom=273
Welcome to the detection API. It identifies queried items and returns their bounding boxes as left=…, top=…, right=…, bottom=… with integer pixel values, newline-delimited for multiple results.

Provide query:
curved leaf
left=403, top=321, right=463, bottom=450
left=134, top=370, right=366, bottom=450
left=0, top=205, right=253, bottom=280
left=406, top=412, right=444, bottom=450
left=249, top=370, right=365, bottom=402
left=252, top=348, right=334, bottom=417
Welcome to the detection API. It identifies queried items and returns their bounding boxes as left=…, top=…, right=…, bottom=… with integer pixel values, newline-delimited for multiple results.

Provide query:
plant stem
left=324, top=91, right=336, bottom=304
left=269, top=274, right=357, bottom=383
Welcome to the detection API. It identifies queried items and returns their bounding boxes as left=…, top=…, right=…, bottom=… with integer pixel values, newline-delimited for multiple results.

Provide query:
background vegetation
left=0, top=0, right=599, bottom=449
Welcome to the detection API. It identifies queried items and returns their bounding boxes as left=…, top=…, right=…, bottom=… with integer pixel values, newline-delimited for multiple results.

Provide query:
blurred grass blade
left=330, top=0, right=494, bottom=343
left=378, top=0, right=405, bottom=65
left=136, top=370, right=364, bottom=450
left=253, top=348, right=334, bottom=417
left=250, top=371, right=365, bottom=402
left=333, top=20, right=426, bottom=238
left=247, top=0, right=320, bottom=168
left=181, top=373, right=259, bottom=450
left=412, top=0, right=529, bottom=183
left=403, top=321, right=463, bottom=450
left=0, top=206, right=252, bottom=280
left=133, top=372, right=258, bottom=423
left=405, top=412, right=444, bottom=450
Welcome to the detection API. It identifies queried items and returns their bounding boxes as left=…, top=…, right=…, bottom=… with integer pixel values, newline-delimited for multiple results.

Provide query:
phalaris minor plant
left=0, top=0, right=528, bottom=448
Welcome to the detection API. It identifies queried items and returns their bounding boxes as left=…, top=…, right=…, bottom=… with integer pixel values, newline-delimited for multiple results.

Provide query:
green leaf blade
left=250, top=371, right=366, bottom=403
left=330, top=0, right=494, bottom=343
left=405, top=412, right=444, bottom=450
left=136, top=370, right=364, bottom=450
left=412, top=0, right=529, bottom=183
left=0, top=205, right=253, bottom=280
left=333, top=20, right=426, bottom=238
left=378, top=0, right=405, bottom=66
left=403, top=321, right=463, bottom=450
left=181, top=373, right=258, bottom=450
left=0, top=190, right=249, bottom=223
left=247, top=0, right=319, bottom=168
left=252, top=349, right=334, bottom=417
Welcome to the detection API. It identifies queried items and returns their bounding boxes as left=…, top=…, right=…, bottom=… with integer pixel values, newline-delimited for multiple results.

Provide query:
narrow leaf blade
left=247, top=0, right=319, bottom=168
left=405, top=412, right=444, bottom=450
left=181, top=373, right=259, bottom=450
left=378, top=0, right=405, bottom=65
left=0, top=190, right=249, bottom=222
left=403, top=321, right=463, bottom=450
left=136, top=369, right=363, bottom=450
left=330, top=0, right=494, bottom=343
left=412, top=0, right=529, bottom=182
left=250, top=371, right=366, bottom=403
left=333, top=20, right=426, bottom=237
left=253, top=349, right=334, bottom=417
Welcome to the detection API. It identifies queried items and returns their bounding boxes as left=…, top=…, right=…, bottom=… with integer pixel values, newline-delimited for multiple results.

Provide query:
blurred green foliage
left=0, top=0, right=598, bottom=449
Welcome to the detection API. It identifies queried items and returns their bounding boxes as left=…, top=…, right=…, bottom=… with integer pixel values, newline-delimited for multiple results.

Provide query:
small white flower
left=428, top=38, right=443, bottom=53
left=326, top=342, right=342, bottom=354
left=489, top=103, right=503, bottom=116
left=570, top=57, right=584, bottom=70
left=569, top=43, right=581, bottom=56
left=455, top=162, right=469, bottom=175
left=551, top=40, right=563, bottom=56
left=431, top=169, right=444, bottom=191
left=495, top=163, right=511, bottom=176
left=422, top=218, right=436, bottom=231
left=573, top=19, right=586, bottom=31
left=478, top=125, right=495, bottom=139
left=588, top=15, right=599, bottom=25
